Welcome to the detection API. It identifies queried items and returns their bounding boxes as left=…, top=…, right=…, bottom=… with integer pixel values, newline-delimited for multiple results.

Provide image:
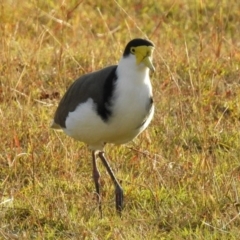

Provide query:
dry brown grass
left=1, top=0, right=240, bottom=239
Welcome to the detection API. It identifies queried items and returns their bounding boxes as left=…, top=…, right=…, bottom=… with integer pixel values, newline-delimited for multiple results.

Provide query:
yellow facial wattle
left=130, top=45, right=155, bottom=72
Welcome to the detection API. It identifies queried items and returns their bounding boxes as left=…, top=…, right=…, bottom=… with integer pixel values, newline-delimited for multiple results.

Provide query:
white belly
left=64, top=87, right=153, bottom=150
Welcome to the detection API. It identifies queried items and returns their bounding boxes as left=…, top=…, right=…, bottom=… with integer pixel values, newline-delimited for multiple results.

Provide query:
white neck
left=116, top=54, right=150, bottom=84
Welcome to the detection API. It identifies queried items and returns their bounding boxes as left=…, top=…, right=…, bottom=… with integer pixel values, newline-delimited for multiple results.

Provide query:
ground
left=1, top=0, right=240, bottom=239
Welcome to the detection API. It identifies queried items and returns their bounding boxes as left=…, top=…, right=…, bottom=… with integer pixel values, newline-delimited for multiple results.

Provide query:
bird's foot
left=97, top=194, right=103, bottom=218
left=115, top=185, right=124, bottom=215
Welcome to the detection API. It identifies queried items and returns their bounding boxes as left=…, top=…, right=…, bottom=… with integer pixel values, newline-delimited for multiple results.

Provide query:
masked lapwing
left=51, top=38, right=155, bottom=215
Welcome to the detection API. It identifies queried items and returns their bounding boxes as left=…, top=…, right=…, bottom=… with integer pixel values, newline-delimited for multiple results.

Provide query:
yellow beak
left=142, top=56, right=155, bottom=72
left=133, top=46, right=155, bottom=72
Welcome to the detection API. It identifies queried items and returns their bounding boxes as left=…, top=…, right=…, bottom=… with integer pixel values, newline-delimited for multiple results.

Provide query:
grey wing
left=52, top=65, right=117, bottom=128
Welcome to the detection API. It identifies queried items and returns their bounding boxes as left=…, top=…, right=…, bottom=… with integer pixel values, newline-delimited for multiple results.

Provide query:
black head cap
left=123, top=38, right=155, bottom=57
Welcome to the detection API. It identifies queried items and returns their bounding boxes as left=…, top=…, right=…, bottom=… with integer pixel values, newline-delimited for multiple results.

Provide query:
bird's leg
left=98, top=151, right=123, bottom=215
left=92, top=151, right=102, bottom=217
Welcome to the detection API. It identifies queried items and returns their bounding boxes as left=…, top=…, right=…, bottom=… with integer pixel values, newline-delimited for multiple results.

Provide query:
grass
left=1, top=0, right=240, bottom=239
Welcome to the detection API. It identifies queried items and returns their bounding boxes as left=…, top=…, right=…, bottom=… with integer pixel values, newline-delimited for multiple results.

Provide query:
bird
left=51, top=38, right=155, bottom=215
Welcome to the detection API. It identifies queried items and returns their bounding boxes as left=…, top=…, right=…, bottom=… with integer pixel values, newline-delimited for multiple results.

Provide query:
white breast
left=107, top=63, right=153, bottom=142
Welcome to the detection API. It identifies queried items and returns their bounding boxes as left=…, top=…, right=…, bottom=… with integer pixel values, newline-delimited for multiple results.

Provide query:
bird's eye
left=130, top=47, right=135, bottom=54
